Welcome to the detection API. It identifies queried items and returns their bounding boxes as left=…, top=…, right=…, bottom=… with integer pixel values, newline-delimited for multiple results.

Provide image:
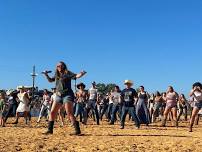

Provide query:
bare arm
left=189, top=89, right=195, bottom=97
left=76, top=71, right=87, bottom=79
left=44, top=73, right=55, bottom=83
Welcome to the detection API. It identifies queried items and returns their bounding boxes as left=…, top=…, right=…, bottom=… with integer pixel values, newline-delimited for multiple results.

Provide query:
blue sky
left=0, top=0, right=202, bottom=95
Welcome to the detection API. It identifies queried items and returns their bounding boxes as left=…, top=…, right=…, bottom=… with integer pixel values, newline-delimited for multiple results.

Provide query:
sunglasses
left=57, top=65, right=63, bottom=68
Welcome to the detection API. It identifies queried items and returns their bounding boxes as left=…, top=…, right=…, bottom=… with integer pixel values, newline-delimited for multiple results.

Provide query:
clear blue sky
left=0, top=0, right=202, bottom=95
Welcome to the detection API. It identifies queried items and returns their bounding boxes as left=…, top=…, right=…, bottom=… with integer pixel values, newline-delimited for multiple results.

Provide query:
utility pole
left=31, top=65, right=37, bottom=100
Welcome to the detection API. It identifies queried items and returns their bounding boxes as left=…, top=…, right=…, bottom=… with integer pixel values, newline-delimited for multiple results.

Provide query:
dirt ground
left=0, top=118, right=202, bottom=152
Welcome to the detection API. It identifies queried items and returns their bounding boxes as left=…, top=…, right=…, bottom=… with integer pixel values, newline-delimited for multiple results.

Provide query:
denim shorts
left=195, top=102, right=202, bottom=110
left=55, top=95, right=74, bottom=104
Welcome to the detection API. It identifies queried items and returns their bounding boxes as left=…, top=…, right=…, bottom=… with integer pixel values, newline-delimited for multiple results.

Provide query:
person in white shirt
left=85, top=82, right=100, bottom=125
left=109, top=86, right=122, bottom=125
left=13, top=86, right=30, bottom=125
left=189, top=82, right=202, bottom=132
left=37, top=89, right=51, bottom=123
left=107, top=91, right=114, bottom=122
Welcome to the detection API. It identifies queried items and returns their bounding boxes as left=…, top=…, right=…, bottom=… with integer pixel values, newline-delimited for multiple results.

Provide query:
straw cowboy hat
left=17, top=85, right=25, bottom=90
left=124, top=80, right=133, bottom=85
left=77, top=83, right=86, bottom=89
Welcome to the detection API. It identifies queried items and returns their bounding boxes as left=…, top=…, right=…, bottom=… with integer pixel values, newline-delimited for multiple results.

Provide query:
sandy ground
left=0, top=118, right=202, bottom=152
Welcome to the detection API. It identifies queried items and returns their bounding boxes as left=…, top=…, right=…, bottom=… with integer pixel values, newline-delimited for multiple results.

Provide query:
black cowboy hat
left=92, top=81, right=96, bottom=85
left=77, top=83, right=86, bottom=89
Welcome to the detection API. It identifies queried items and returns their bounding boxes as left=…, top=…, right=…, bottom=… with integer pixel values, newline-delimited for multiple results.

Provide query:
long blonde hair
left=55, top=61, right=68, bottom=80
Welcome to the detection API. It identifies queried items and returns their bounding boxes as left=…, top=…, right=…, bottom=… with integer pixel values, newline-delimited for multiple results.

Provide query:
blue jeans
left=85, top=100, right=99, bottom=125
left=110, top=104, right=122, bottom=123
left=100, top=103, right=108, bottom=120
left=107, top=103, right=113, bottom=120
left=74, top=102, right=86, bottom=122
left=4, top=104, right=18, bottom=122
left=121, top=106, right=140, bottom=127
left=136, top=99, right=151, bottom=124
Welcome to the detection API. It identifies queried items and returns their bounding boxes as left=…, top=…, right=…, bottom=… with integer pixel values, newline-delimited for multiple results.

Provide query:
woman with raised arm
left=42, top=61, right=86, bottom=135
left=189, top=82, right=202, bottom=132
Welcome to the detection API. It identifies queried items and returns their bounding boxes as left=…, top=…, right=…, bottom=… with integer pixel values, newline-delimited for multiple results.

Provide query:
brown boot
left=161, top=119, right=166, bottom=127
left=174, top=120, right=178, bottom=128
left=70, top=121, right=81, bottom=136
left=189, top=124, right=193, bottom=132
left=42, top=121, right=54, bottom=135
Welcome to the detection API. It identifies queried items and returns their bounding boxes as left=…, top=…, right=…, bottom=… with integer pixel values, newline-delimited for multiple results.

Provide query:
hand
left=81, top=70, right=87, bottom=75
left=42, top=70, right=52, bottom=75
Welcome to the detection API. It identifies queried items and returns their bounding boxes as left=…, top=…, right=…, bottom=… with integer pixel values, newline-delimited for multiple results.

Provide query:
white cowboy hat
left=124, top=80, right=133, bottom=85
left=6, top=89, right=16, bottom=96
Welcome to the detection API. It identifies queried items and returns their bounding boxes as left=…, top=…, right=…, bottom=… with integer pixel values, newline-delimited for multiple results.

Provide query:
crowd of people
left=0, top=61, right=202, bottom=136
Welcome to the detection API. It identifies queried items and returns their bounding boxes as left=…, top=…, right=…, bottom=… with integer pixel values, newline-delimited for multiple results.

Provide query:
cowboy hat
left=92, top=81, right=96, bottom=85
left=77, top=83, right=86, bottom=89
left=124, top=80, right=133, bottom=85
left=6, top=89, right=16, bottom=96
left=17, top=85, right=25, bottom=90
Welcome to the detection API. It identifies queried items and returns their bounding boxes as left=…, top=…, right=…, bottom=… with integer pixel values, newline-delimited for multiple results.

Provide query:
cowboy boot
left=189, top=124, right=193, bottom=132
left=70, top=121, right=81, bottom=136
left=174, top=120, right=178, bottom=128
left=43, top=121, right=54, bottom=135
left=161, top=118, right=166, bottom=127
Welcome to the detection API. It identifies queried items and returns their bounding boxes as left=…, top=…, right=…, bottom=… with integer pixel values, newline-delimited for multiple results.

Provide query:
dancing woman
left=13, top=86, right=30, bottom=125
left=75, top=83, right=88, bottom=124
left=136, top=86, right=150, bottom=125
left=109, top=86, right=122, bottom=125
left=152, top=91, right=164, bottom=123
left=37, top=89, right=51, bottom=123
left=177, top=94, right=188, bottom=121
left=189, top=82, right=202, bottom=132
left=0, top=92, right=6, bottom=127
left=161, top=86, right=179, bottom=127
left=42, top=61, right=86, bottom=135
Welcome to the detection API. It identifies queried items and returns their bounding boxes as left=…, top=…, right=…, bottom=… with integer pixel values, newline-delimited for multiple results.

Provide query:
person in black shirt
left=3, top=90, right=18, bottom=126
left=120, top=80, right=140, bottom=129
left=42, top=61, right=86, bottom=135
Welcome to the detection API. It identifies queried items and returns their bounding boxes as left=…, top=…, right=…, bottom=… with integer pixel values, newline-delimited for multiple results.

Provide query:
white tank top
left=193, top=91, right=202, bottom=102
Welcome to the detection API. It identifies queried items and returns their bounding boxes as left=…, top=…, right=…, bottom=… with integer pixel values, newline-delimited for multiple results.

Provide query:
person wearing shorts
left=161, top=86, right=179, bottom=127
left=189, top=82, right=202, bottom=132
left=42, top=61, right=86, bottom=135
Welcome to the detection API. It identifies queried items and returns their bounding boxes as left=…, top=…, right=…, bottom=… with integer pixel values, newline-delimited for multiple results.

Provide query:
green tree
left=96, top=83, right=116, bottom=95
left=96, top=83, right=106, bottom=95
